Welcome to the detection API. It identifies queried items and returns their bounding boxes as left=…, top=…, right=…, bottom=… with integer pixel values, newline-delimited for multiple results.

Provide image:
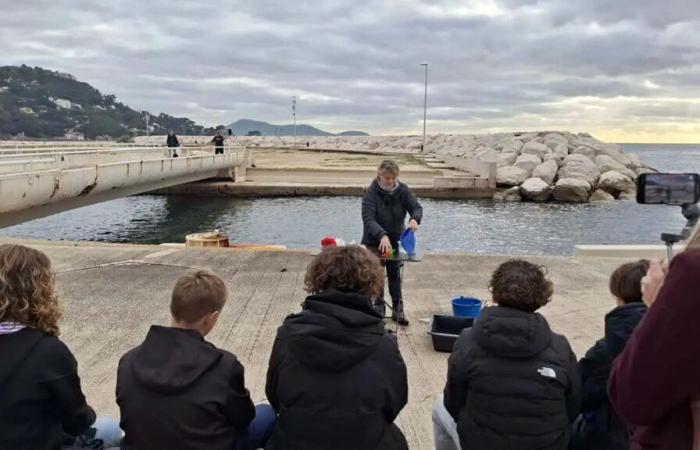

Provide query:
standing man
left=166, top=130, right=180, bottom=158
left=211, top=131, right=225, bottom=155
left=361, top=160, right=423, bottom=326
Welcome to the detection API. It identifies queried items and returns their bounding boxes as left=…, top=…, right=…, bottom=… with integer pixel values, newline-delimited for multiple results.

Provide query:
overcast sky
left=2, top=0, right=700, bottom=142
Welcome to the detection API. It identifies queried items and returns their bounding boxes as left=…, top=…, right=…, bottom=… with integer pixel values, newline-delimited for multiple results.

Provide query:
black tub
left=429, top=315, right=475, bottom=352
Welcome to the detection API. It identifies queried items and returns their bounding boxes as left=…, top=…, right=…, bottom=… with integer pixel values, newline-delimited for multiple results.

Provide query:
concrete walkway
left=1, top=239, right=630, bottom=450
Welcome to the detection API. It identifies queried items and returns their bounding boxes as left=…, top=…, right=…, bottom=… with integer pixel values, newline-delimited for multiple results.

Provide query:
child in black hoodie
left=117, top=270, right=276, bottom=450
left=265, top=246, right=409, bottom=450
left=574, top=259, right=649, bottom=450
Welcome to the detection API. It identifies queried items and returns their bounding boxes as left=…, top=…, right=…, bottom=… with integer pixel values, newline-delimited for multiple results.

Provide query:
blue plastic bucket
left=452, top=296, right=483, bottom=318
left=400, top=229, right=417, bottom=256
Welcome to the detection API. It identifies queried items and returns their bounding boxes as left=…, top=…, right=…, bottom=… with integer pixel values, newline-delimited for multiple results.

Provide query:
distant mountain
left=227, top=118, right=369, bottom=137
left=337, top=130, right=371, bottom=136
left=0, top=65, right=217, bottom=139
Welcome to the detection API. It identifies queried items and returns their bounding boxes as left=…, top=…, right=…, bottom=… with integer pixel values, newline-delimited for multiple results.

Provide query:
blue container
left=452, top=296, right=482, bottom=318
left=400, top=229, right=417, bottom=256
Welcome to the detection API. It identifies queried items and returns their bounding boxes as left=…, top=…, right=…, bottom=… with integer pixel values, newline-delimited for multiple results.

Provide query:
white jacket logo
left=537, top=367, right=557, bottom=379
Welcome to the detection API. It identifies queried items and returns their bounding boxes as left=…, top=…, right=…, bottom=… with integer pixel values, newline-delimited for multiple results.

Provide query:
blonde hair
left=0, top=244, right=61, bottom=336
left=171, top=270, right=227, bottom=323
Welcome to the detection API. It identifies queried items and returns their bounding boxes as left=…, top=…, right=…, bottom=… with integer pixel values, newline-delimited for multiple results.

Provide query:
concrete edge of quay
left=0, top=236, right=676, bottom=261
left=152, top=181, right=496, bottom=199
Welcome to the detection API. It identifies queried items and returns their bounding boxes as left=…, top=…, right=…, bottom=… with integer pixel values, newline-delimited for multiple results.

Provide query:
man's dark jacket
left=117, top=325, right=255, bottom=450
left=576, top=302, right=645, bottom=450
left=444, top=306, right=581, bottom=450
left=0, top=328, right=96, bottom=450
left=265, top=289, right=409, bottom=450
left=361, top=178, right=423, bottom=248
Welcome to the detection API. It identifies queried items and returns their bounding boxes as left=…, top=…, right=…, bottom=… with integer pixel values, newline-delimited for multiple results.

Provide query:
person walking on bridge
left=211, top=132, right=225, bottom=155
left=166, top=130, right=180, bottom=158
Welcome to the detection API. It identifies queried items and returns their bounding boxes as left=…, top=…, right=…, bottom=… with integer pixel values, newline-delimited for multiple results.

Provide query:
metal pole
left=292, top=96, right=297, bottom=149
left=420, top=63, right=428, bottom=162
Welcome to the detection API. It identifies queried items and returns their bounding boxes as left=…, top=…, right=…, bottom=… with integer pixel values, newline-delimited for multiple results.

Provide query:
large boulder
left=543, top=133, right=568, bottom=149
left=597, top=170, right=636, bottom=197
left=521, top=141, right=550, bottom=159
left=476, top=146, right=499, bottom=162
left=572, top=146, right=597, bottom=159
left=501, top=139, right=524, bottom=154
left=532, top=159, right=559, bottom=184
left=494, top=186, right=522, bottom=202
left=496, top=166, right=530, bottom=186
left=553, top=143, right=569, bottom=158
left=590, top=189, right=615, bottom=202
left=558, top=154, right=601, bottom=185
left=520, top=177, right=552, bottom=202
left=497, top=152, right=518, bottom=168
left=596, top=143, right=633, bottom=167
left=627, top=153, right=644, bottom=169
left=553, top=178, right=592, bottom=203
left=514, top=154, right=542, bottom=175
left=595, top=155, right=636, bottom=179
left=543, top=153, right=564, bottom=167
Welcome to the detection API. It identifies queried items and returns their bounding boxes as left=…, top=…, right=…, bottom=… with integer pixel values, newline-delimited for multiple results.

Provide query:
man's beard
left=378, top=180, right=398, bottom=192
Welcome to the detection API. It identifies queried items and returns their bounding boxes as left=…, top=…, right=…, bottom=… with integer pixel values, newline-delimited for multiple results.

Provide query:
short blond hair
left=171, top=270, right=227, bottom=323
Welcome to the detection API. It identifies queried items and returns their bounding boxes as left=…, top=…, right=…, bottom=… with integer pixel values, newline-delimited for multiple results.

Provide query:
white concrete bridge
left=0, top=145, right=248, bottom=228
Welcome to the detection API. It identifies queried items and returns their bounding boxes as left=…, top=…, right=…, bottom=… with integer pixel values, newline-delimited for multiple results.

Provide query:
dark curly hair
left=489, top=259, right=553, bottom=312
left=0, top=244, right=61, bottom=336
left=305, top=246, right=384, bottom=299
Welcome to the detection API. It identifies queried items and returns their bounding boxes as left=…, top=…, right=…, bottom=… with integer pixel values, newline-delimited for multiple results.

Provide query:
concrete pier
left=0, top=238, right=629, bottom=450
left=157, top=148, right=497, bottom=200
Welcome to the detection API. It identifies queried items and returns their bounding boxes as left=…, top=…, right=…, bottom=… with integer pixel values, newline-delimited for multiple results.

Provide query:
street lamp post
left=292, top=96, right=297, bottom=149
left=420, top=63, right=428, bottom=162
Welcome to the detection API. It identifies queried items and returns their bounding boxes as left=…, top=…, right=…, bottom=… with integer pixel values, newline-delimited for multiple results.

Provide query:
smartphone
left=637, top=173, right=700, bottom=205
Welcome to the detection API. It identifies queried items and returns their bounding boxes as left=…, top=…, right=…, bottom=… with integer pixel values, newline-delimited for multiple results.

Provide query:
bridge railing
left=0, top=146, right=248, bottom=174
left=0, top=144, right=244, bottom=156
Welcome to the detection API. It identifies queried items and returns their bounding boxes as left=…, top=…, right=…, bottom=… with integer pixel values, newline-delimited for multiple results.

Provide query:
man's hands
left=379, top=235, right=392, bottom=256
left=379, top=220, right=418, bottom=256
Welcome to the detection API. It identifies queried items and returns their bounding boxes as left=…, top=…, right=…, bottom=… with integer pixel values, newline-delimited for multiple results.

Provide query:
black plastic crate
left=429, top=315, right=475, bottom=352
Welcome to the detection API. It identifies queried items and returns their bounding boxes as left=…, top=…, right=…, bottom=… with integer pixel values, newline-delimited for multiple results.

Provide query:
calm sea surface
left=2, top=144, right=699, bottom=255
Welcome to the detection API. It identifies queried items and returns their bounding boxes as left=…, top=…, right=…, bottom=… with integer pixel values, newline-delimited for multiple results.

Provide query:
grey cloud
left=1, top=0, right=699, bottom=135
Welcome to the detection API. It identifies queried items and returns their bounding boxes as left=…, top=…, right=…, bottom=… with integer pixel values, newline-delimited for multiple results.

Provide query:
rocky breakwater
left=134, top=132, right=653, bottom=203
left=488, top=132, right=654, bottom=203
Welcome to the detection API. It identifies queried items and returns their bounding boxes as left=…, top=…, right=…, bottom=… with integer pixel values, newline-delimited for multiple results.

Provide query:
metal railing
left=0, top=146, right=248, bottom=176
left=0, top=145, right=245, bottom=158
